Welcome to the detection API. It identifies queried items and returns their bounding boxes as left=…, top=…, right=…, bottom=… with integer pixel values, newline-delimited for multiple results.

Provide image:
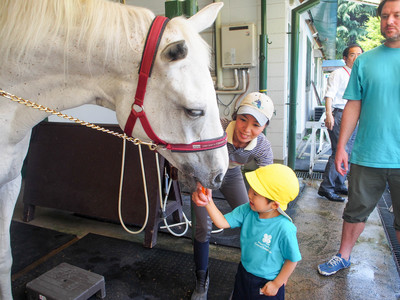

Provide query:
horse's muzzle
left=214, top=172, right=224, bottom=184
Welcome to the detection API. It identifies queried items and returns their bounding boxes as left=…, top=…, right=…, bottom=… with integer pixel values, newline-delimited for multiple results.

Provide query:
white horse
left=0, top=0, right=227, bottom=298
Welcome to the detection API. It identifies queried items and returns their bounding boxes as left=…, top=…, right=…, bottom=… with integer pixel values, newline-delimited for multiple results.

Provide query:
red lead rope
left=124, top=16, right=227, bottom=153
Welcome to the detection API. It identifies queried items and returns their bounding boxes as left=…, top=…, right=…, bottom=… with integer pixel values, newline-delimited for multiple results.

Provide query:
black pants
left=232, top=262, right=285, bottom=300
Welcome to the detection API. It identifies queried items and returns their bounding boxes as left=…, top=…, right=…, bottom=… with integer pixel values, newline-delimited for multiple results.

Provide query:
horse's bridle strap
left=124, top=16, right=228, bottom=153
left=135, top=16, right=169, bottom=105
left=124, top=16, right=169, bottom=143
left=166, top=132, right=228, bottom=153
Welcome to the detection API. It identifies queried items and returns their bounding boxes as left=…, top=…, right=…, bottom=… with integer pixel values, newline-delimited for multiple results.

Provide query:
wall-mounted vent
left=221, top=23, right=257, bottom=69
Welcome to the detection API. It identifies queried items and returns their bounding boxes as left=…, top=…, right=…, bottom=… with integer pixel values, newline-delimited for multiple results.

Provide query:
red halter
left=123, top=16, right=227, bottom=153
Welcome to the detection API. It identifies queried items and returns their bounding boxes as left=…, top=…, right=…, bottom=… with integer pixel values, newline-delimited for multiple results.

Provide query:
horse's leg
left=0, top=175, right=22, bottom=300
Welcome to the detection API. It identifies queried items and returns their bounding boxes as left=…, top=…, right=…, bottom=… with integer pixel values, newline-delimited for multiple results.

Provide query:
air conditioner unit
left=314, top=106, right=325, bottom=121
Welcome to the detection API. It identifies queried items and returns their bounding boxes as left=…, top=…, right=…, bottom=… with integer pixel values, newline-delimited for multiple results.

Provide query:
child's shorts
left=232, top=262, right=285, bottom=300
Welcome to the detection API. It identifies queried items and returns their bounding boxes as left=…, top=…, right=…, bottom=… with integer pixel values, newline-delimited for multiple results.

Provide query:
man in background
left=318, top=44, right=363, bottom=203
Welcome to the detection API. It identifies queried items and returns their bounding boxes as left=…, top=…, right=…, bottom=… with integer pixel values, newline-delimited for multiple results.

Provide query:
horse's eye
left=185, top=108, right=204, bottom=118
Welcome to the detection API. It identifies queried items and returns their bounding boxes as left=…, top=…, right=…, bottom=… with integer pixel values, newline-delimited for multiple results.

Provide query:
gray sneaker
left=191, top=270, right=209, bottom=300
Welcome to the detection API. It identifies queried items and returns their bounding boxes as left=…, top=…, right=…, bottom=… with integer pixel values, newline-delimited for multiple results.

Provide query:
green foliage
left=336, top=0, right=376, bottom=58
left=357, top=16, right=383, bottom=51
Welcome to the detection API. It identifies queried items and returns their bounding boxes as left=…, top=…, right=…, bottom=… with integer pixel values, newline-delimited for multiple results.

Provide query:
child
left=191, top=92, right=275, bottom=300
left=192, top=164, right=301, bottom=299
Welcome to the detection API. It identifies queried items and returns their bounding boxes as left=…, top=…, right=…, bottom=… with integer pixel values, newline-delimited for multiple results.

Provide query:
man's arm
left=335, top=100, right=361, bottom=175
left=324, top=69, right=341, bottom=130
left=324, top=97, right=334, bottom=130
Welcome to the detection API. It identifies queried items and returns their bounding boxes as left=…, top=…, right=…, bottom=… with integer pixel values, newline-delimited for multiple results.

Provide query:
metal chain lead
left=0, top=89, right=159, bottom=151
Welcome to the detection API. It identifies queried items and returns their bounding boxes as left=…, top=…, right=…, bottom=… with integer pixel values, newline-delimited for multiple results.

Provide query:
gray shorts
left=344, top=164, right=400, bottom=230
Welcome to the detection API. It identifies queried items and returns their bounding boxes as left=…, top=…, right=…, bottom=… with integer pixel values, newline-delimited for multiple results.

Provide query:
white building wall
left=264, top=1, right=288, bottom=162
left=206, top=0, right=289, bottom=162
left=296, top=12, right=324, bottom=139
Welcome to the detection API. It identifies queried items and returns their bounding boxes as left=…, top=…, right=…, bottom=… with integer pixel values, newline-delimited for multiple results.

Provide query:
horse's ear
left=161, top=40, right=188, bottom=62
left=187, top=2, right=223, bottom=33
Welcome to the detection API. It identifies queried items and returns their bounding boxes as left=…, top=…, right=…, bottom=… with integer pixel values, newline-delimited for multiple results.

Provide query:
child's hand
left=191, top=183, right=211, bottom=207
left=260, top=281, right=281, bottom=297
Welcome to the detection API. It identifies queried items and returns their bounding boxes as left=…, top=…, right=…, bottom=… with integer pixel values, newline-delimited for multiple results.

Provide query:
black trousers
left=232, top=262, right=285, bottom=300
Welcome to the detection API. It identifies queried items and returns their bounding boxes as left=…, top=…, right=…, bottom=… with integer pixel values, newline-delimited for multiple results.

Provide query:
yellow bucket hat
left=245, top=164, right=299, bottom=220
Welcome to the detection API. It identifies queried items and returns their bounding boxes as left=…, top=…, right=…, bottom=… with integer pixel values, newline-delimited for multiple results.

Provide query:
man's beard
left=382, top=29, right=400, bottom=42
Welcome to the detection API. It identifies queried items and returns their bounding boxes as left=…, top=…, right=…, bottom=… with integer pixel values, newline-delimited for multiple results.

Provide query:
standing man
left=318, top=0, right=400, bottom=276
left=318, top=44, right=363, bottom=202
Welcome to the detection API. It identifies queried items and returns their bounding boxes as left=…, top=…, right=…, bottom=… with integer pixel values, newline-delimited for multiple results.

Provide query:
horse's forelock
left=0, top=0, right=154, bottom=64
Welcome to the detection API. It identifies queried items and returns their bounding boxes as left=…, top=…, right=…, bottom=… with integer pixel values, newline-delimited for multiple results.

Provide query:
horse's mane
left=0, top=0, right=154, bottom=63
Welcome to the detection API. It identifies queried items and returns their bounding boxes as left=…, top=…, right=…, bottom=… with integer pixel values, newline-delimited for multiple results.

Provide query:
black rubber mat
left=12, top=233, right=237, bottom=300
left=10, top=221, right=77, bottom=274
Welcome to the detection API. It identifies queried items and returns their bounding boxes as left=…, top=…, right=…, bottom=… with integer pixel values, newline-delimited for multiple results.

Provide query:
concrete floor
left=12, top=178, right=400, bottom=300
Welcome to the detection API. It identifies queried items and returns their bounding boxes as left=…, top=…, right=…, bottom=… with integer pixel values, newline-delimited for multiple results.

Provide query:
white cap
left=237, top=92, right=275, bottom=126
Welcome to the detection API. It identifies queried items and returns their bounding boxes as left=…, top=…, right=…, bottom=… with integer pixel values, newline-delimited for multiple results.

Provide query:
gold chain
left=0, top=89, right=159, bottom=150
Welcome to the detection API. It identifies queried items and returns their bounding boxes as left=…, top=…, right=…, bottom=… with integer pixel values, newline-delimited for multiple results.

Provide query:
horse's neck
left=3, top=34, right=143, bottom=136
left=0, top=0, right=160, bottom=136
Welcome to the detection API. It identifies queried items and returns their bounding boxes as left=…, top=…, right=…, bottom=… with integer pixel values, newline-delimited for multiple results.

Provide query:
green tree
left=336, top=0, right=376, bottom=58
left=357, top=15, right=383, bottom=51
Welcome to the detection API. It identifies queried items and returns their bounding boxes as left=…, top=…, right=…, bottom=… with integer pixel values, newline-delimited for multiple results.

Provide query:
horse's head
left=116, top=3, right=228, bottom=192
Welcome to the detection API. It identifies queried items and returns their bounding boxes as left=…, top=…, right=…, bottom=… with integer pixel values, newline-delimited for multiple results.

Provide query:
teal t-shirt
left=224, top=203, right=301, bottom=280
left=343, top=45, right=400, bottom=168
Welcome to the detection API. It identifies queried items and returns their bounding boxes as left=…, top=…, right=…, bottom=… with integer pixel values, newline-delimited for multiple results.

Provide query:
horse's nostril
left=214, top=173, right=224, bottom=183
